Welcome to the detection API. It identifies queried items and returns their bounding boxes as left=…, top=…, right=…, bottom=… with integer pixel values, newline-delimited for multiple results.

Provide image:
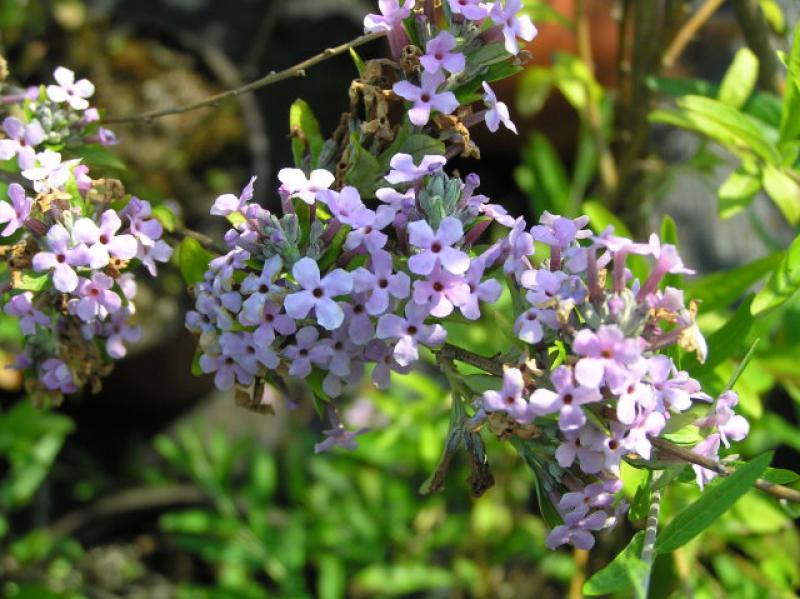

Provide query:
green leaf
left=779, top=23, right=800, bottom=143
left=718, top=167, right=762, bottom=219
left=759, top=0, right=786, bottom=34
left=152, top=204, right=177, bottom=233
left=349, top=47, right=366, bottom=77
left=378, top=133, right=444, bottom=174
left=289, top=99, right=324, bottom=168
left=15, top=272, right=50, bottom=292
left=762, top=164, right=800, bottom=225
left=345, top=134, right=382, bottom=194
left=69, top=144, right=127, bottom=171
left=660, top=214, right=682, bottom=289
left=525, top=132, right=569, bottom=215
left=718, top=48, right=759, bottom=109
left=752, top=233, right=800, bottom=314
left=762, top=467, right=800, bottom=485
left=583, top=531, right=648, bottom=596
left=516, top=67, right=553, bottom=117
left=178, top=238, right=214, bottom=285
left=654, top=452, right=773, bottom=554
left=686, top=252, right=783, bottom=311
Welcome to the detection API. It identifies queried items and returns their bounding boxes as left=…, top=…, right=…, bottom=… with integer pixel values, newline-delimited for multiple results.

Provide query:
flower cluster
left=185, top=0, right=749, bottom=550
left=1, top=66, right=170, bottom=403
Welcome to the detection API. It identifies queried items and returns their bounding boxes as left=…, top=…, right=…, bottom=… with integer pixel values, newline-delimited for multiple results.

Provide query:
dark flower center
left=601, top=349, right=612, bottom=358
left=299, top=348, right=308, bottom=357
left=246, top=346, right=256, bottom=354
left=379, top=279, right=389, bottom=289
left=433, top=282, right=444, bottom=292
left=265, top=313, right=275, bottom=322
left=90, top=288, right=100, bottom=297
left=313, top=287, right=324, bottom=298
left=608, top=440, right=619, bottom=450
left=563, top=394, right=573, bottom=405
left=99, top=234, right=109, bottom=245
left=431, top=242, right=442, bottom=253
left=434, top=52, right=444, bottom=60
left=406, top=325, right=418, bottom=335
left=259, top=284, right=269, bottom=293
left=505, top=395, right=516, bottom=405
left=334, top=342, right=343, bottom=351
left=354, top=304, right=365, bottom=314
left=56, top=254, right=66, bottom=263
left=421, top=93, right=431, bottom=103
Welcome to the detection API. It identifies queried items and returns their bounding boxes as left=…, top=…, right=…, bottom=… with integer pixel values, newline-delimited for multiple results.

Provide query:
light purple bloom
left=546, top=510, right=610, bottom=550
left=40, top=358, right=77, bottom=394
left=278, top=168, right=334, bottom=205
left=481, top=82, right=517, bottom=134
left=695, top=391, right=749, bottom=448
left=340, top=295, right=376, bottom=345
left=531, top=212, right=592, bottom=250
left=393, top=71, right=459, bottom=126
left=0, top=117, right=45, bottom=169
left=529, top=366, right=602, bottom=430
left=412, top=263, right=471, bottom=317
left=199, top=351, right=255, bottom=390
left=138, top=240, right=173, bottom=276
left=319, top=186, right=374, bottom=228
left=211, top=176, right=256, bottom=216
left=314, top=425, right=369, bottom=453
left=73, top=210, right=138, bottom=268
left=281, top=326, right=334, bottom=378
left=459, top=258, right=502, bottom=320
left=376, top=301, right=446, bottom=366
left=488, top=0, right=538, bottom=55
left=365, top=340, right=412, bottom=389
left=0, top=183, right=32, bottom=237
left=21, top=150, right=77, bottom=193
left=352, top=249, right=410, bottom=315
left=32, top=224, right=89, bottom=293
left=69, top=273, right=122, bottom=322
left=253, top=302, right=297, bottom=344
left=448, top=0, right=489, bottom=20
left=514, top=308, right=544, bottom=344
left=284, top=257, right=353, bottom=330
left=385, top=153, right=447, bottom=185
left=363, top=0, right=415, bottom=33
left=482, top=368, right=532, bottom=423
left=647, top=355, right=707, bottom=413
left=4, top=292, right=49, bottom=335
left=691, top=433, right=721, bottom=490
left=121, top=197, right=164, bottom=247
left=573, top=325, right=644, bottom=393
left=421, top=31, right=465, bottom=74
left=408, top=216, right=469, bottom=275
left=46, top=66, right=95, bottom=110
left=503, top=217, right=534, bottom=277
left=555, top=426, right=608, bottom=474
left=102, top=310, right=141, bottom=359
left=345, top=204, right=395, bottom=252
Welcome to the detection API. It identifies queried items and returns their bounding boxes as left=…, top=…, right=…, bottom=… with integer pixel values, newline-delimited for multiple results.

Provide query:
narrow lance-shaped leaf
left=654, top=451, right=773, bottom=554
left=751, top=233, right=800, bottom=315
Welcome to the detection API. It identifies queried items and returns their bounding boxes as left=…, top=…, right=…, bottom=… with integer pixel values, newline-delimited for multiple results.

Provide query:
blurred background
left=1, top=1, right=800, bottom=597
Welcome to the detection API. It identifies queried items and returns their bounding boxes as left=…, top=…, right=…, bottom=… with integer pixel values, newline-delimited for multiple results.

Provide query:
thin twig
left=103, top=32, right=386, bottom=124
left=437, top=343, right=504, bottom=376
left=641, top=470, right=663, bottom=594
left=662, top=0, right=727, bottom=69
left=575, top=0, right=618, bottom=193
left=651, top=437, right=800, bottom=503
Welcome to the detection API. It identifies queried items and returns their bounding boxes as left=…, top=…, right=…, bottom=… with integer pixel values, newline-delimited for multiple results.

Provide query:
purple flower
left=408, top=216, right=469, bottom=275
left=647, top=355, right=707, bottom=413
left=209, top=248, right=250, bottom=290
left=73, top=210, right=138, bottom=268
left=503, top=217, right=534, bottom=277
left=138, top=240, right=173, bottom=276
left=102, top=311, right=141, bottom=359
left=573, top=325, right=644, bottom=393
left=0, top=117, right=45, bottom=169
left=0, top=183, right=32, bottom=237
left=32, top=224, right=89, bottom=293
left=638, top=234, right=695, bottom=300
left=281, top=326, right=334, bottom=377
left=557, top=480, right=620, bottom=519
left=211, top=176, right=256, bottom=216
left=21, top=150, right=77, bottom=193
left=319, top=186, right=374, bottom=228
left=531, top=212, right=592, bottom=250
left=393, top=71, right=459, bottom=126
left=69, top=273, right=122, bottom=322
left=365, top=340, right=412, bottom=388
left=481, top=82, right=517, bottom=134
left=546, top=510, right=610, bottom=550
left=345, top=204, right=395, bottom=252
left=122, top=197, right=164, bottom=247
left=4, top=292, right=49, bottom=335
left=385, top=153, right=447, bottom=185
left=221, top=331, right=280, bottom=374
left=284, top=258, right=353, bottom=330
left=695, top=391, right=749, bottom=447
left=46, top=66, right=95, bottom=110
left=376, top=187, right=416, bottom=223
left=555, top=425, right=610, bottom=474
left=459, top=258, right=502, bottom=320
left=352, top=249, right=410, bottom=315
left=412, top=263, right=471, bottom=317
left=340, top=295, right=376, bottom=345
left=239, top=255, right=284, bottom=326
left=482, top=368, right=532, bottom=423
left=314, top=425, right=369, bottom=453
left=691, top=434, right=721, bottom=490
left=514, top=308, right=544, bottom=344
left=421, top=31, right=465, bottom=74
left=617, top=410, right=666, bottom=460
left=363, top=0, right=415, bottom=32
left=376, top=301, right=446, bottom=366
left=614, top=379, right=656, bottom=425
left=529, top=366, right=602, bottom=431
left=488, top=0, right=538, bottom=55
left=40, top=358, right=77, bottom=394
left=253, top=302, right=297, bottom=344
left=199, top=350, right=255, bottom=390
left=448, top=0, right=489, bottom=20
left=278, top=168, right=334, bottom=205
